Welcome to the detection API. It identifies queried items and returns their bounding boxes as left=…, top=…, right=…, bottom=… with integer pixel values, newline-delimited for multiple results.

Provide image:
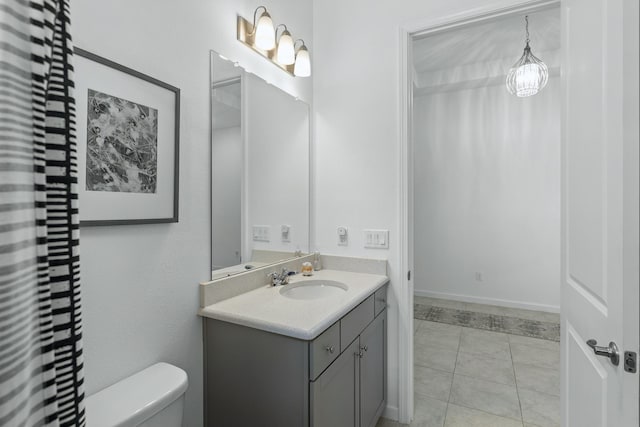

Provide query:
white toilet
left=85, top=362, right=188, bottom=427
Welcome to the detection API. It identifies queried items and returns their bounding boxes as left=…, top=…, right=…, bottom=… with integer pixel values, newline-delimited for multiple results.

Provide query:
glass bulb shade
left=254, top=12, right=275, bottom=50
left=277, top=31, right=295, bottom=65
left=294, top=46, right=311, bottom=77
left=506, top=46, right=549, bottom=97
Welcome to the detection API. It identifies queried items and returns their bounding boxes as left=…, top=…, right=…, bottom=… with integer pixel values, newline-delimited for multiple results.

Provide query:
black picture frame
left=74, top=47, right=180, bottom=226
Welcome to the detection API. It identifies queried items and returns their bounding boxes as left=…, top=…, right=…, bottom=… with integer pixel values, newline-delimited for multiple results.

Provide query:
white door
left=561, top=0, right=639, bottom=425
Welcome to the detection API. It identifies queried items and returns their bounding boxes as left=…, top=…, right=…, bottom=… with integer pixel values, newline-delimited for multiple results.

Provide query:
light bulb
left=254, top=11, right=275, bottom=50
left=294, top=45, right=311, bottom=77
left=514, top=63, right=544, bottom=97
left=277, top=30, right=295, bottom=65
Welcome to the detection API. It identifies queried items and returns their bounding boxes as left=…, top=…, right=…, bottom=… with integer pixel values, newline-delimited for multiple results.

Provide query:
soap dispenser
left=312, top=251, right=322, bottom=271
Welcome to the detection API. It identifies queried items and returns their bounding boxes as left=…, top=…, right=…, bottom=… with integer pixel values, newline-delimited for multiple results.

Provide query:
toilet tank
left=86, top=363, right=188, bottom=427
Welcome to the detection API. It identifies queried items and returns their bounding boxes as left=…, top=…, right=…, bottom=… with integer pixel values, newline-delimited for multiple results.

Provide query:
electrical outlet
left=364, top=229, right=389, bottom=249
left=252, top=225, right=270, bottom=242
left=337, top=226, right=348, bottom=246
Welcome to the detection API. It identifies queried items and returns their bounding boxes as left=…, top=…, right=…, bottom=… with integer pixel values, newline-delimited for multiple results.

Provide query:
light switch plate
left=364, top=229, right=389, bottom=249
left=252, top=225, right=270, bottom=242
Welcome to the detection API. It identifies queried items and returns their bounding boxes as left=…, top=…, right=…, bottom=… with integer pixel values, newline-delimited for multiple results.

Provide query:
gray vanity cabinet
left=310, top=338, right=360, bottom=427
left=310, top=309, right=387, bottom=427
left=359, top=311, right=387, bottom=427
left=203, top=285, right=387, bottom=427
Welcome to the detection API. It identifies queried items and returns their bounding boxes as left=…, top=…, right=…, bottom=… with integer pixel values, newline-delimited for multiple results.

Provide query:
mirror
left=210, top=51, right=310, bottom=280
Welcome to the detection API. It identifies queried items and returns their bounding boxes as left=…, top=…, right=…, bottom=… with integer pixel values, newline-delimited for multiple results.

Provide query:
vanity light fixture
left=276, top=25, right=295, bottom=65
left=251, top=6, right=275, bottom=50
left=506, top=15, right=549, bottom=97
left=237, top=7, right=310, bottom=77
left=293, top=39, right=311, bottom=77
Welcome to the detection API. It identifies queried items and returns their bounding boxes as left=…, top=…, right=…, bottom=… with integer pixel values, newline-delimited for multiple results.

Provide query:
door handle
left=587, top=339, right=620, bottom=366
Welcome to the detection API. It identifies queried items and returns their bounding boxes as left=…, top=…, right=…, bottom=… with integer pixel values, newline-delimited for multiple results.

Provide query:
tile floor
left=377, top=297, right=560, bottom=427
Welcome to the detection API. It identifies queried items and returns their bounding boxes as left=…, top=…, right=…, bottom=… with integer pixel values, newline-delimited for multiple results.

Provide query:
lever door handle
left=587, top=339, right=620, bottom=366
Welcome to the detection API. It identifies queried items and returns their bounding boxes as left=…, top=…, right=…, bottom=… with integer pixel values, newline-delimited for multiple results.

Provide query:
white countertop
left=199, top=269, right=389, bottom=340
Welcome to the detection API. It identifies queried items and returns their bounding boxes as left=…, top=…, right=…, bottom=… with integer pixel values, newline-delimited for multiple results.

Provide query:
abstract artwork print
left=86, top=89, right=158, bottom=193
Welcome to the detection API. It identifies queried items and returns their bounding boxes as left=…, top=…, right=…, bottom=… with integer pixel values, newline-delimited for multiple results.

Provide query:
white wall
left=312, top=0, right=538, bottom=418
left=212, top=126, right=242, bottom=269
left=413, top=78, right=561, bottom=311
left=71, top=1, right=312, bottom=426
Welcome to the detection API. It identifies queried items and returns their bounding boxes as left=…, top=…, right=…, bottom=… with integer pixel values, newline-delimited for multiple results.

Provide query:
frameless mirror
left=210, top=50, right=310, bottom=280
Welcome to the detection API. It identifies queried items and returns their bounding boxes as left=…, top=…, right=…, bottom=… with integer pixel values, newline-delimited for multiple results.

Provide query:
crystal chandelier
left=506, top=16, right=549, bottom=97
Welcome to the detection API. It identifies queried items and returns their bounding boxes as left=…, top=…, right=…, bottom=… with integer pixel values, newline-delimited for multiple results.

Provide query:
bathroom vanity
left=207, top=49, right=388, bottom=426
left=200, top=269, right=388, bottom=427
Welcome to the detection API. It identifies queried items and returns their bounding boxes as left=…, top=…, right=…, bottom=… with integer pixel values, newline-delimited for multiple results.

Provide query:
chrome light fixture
left=506, top=15, right=549, bottom=97
left=237, top=7, right=310, bottom=77
left=293, top=39, right=311, bottom=77
left=251, top=6, right=275, bottom=50
left=276, top=25, right=295, bottom=65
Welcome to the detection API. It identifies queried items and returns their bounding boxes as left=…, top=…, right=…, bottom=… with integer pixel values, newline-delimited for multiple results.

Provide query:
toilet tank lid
left=86, top=362, right=188, bottom=427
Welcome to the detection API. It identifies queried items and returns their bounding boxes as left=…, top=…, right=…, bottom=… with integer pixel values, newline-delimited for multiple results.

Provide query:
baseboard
left=382, top=404, right=399, bottom=421
left=414, top=289, right=560, bottom=314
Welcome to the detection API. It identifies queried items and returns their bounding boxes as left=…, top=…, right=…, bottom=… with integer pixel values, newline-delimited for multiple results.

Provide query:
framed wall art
left=74, top=48, right=180, bottom=226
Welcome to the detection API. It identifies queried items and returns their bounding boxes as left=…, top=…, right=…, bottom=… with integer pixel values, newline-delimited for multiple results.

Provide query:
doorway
left=397, top=0, right=639, bottom=425
left=411, top=5, right=561, bottom=426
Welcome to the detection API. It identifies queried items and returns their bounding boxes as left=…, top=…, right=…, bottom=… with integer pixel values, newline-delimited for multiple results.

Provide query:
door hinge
left=624, top=351, right=637, bottom=373
left=407, top=270, right=411, bottom=281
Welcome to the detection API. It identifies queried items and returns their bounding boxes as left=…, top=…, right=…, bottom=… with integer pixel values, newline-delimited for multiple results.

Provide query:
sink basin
left=280, top=280, right=348, bottom=300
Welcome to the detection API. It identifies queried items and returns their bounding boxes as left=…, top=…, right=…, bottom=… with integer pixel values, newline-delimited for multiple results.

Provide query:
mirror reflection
left=210, top=51, right=310, bottom=280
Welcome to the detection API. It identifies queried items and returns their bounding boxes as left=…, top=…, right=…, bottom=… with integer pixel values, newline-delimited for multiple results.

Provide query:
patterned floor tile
left=414, top=303, right=560, bottom=341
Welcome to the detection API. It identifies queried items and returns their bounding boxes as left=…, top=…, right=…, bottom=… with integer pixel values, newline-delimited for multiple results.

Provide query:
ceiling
left=412, top=7, right=560, bottom=74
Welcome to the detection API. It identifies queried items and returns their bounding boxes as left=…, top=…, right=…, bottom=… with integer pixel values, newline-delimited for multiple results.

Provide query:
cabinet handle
left=354, top=351, right=364, bottom=359
left=360, top=345, right=368, bottom=352
left=376, top=298, right=386, bottom=305
left=325, top=345, right=335, bottom=354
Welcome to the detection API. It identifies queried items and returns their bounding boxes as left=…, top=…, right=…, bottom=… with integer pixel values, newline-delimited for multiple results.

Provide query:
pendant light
left=506, top=15, right=549, bottom=97
left=276, top=25, right=295, bottom=65
left=293, top=39, right=311, bottom=77
left=252, top=6, right=275, bottom=51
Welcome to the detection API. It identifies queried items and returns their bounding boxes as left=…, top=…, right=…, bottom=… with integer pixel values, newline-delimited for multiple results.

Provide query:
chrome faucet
left=268, top=268, right=293, bottom=286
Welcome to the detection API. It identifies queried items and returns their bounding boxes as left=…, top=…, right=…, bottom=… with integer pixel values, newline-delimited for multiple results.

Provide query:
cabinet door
left=360, top=310, right=386, bottom=427
left=311, top=338, right=360, bottom=427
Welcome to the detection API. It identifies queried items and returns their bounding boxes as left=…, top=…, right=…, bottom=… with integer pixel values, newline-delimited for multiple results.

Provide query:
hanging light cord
left=525, top=15, right=530, bottom=45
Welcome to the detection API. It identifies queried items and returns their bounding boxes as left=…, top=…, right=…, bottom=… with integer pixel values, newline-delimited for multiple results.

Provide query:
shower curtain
left=0, top=0, right=85, bottom=426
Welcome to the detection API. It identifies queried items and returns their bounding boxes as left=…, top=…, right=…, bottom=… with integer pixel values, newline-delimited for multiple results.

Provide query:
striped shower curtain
left=0, top=0, right=85, bottom=426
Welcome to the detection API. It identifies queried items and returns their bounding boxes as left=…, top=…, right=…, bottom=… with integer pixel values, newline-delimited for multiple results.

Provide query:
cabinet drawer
left=310, top=321, right=340, bottom=380
left=374, top=286, right=387, bottom=317
left=340, top=294, right=375, bottom=350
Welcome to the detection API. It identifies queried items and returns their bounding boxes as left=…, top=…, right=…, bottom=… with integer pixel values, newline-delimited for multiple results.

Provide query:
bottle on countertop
left=312, top=251, right=322, bottom=271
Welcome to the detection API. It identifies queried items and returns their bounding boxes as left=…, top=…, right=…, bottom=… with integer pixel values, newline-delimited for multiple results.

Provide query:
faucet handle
left=281, top=268, right=292, bottom=284
left=267, top=271, right=280, bottom=286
